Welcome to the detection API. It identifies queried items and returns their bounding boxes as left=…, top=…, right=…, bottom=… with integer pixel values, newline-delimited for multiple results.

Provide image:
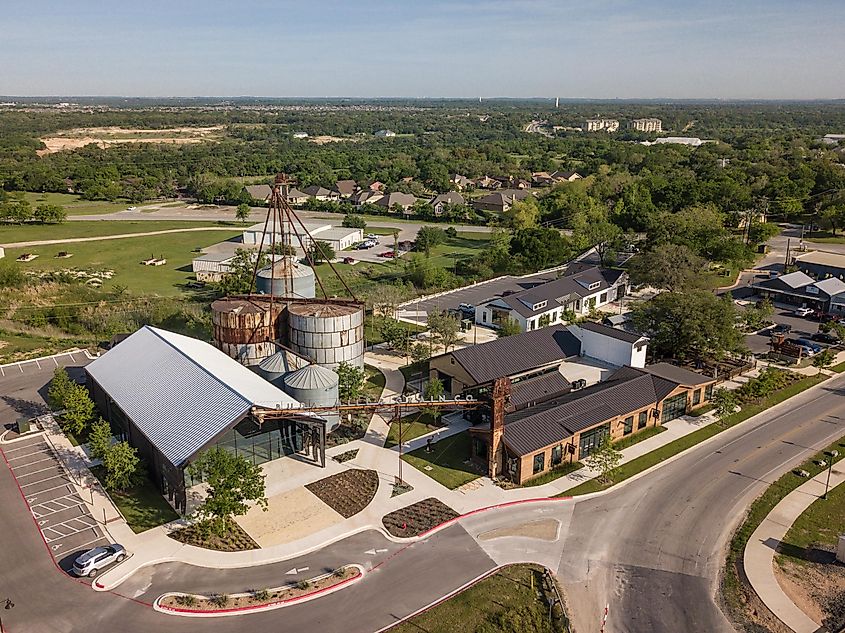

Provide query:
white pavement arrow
left=285, top=567, right=297, bottom=575
left=365, top=549, right=389, bottom=556
left=285, top=566, right=310, bottom=574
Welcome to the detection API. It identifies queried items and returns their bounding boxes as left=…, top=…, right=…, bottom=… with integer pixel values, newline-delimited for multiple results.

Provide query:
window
left=692, top=389, right=701, bottom=406
left=579, top=423, right=610, bottom=458
left=588, top=281, right=601, bottom=290
left=533, top=452, right=545, bottom=474
left=551, top=444, right=563, bottom=465
left=599, top=292, right=608, bottom=303
left=661, top=393, right=688, bottom=423
left=705, top=384, right=714, bottom=400
left=637, top=411, right=648, bottom=430
left=473, top=437, right=487, bottom=459
left=532, top=300, right=547, bottom=311
left=482, top=312, right=487, bottom=323
left=623, top=416, right=634, bottom=435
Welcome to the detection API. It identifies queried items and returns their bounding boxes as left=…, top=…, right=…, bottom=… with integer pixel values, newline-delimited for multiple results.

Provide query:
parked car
left=811, top=331, right=840, bottom=344
left=793, top=338, right=822, bottom=354
left=365, top=233, right=378, bottom=240
left=770, top=323, right=792, bottom=335
left=72, top=544, right=126, bottom=577
left=378, top=251, right=395, bottom=258
left=793, top=307, right=814, bottom=317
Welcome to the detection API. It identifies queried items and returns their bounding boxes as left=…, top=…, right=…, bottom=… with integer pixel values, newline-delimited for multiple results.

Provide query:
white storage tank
left=282, top=364, right=340, bottom=429
left=257, top=350, right=292, bottom=387
left=255, top=258, right=316, bottom=299
left=287, top=302, right=365, bottom=370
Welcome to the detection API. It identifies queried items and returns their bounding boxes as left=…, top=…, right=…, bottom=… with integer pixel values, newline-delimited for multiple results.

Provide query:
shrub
left=209, top=594, right=228, bottom=607
left=295, top=580, right=311, bottom=591
left=175, top=594, right=197, bottom=607
left=252, top=588, right=270, bottom=601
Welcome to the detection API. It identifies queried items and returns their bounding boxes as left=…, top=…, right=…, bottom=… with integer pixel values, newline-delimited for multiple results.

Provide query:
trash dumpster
left=16, top=417, right=30, bottom=434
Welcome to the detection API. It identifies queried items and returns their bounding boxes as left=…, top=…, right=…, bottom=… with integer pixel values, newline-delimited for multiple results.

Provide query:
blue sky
left=2, top=0, right=843, bottom=98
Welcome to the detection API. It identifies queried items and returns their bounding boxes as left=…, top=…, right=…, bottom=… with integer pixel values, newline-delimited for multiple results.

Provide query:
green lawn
left=565, top=374, right=828, bottom=496
left=830, top=360, right=845, bottom=373
left=427, top=234, right=492, bottom=270
left=14, top=191, right=136, bottom=216
left=390, top=564, right=567, bottom=633
left=403, top=431, right=485, bottom=489
left=90, top=466, right=179, bottom=533
left=363, top=364, right=386, bottom=401
left=385, top=412, right=440, bottom=448
left=722, top=435, right=845, bottom=618
left=3, top=228, right=242, bottom=295
left=364, top=315, right=425, bottom=346
left=0, top=219, right=234, bottom=244
left=781, top=464, right=845, bottom=553
left=804, top=231, right=845, bottom=244
left=0, top=328, right=87, bottom=365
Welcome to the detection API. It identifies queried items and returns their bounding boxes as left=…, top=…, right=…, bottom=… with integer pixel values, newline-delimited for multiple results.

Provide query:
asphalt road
left=1, top=350, right=844, bottom=633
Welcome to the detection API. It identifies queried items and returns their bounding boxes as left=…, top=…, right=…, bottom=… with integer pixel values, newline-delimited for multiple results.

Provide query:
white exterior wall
left=568, top=325, right=646, bottom=368
left=0, top=246, right=4, bottom=259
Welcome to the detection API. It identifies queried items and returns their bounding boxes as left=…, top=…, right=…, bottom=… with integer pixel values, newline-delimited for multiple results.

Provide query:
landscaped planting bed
left=158, top=566, right=360, bottom=613
left=168, top=519, right=259, bottom=552
left=332, top=448, right=359, bottom=463
left=305, top=468, right=378, bottom=518
left=382, top=497, right=459, bottom=537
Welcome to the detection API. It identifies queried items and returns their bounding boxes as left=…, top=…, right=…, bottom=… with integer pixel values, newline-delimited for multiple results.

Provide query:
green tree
left=88, top=417, right=113, bottom=462
left=508, top=227, right=572, bottom=271
left=584, top=434, right=622, bottom=485
left=812, top=348, right=836, bottom=375
left=581, top=220, right=623, bottom=266
left=187, top=447, right=268, bottom=536
left=102, top=441, right=140, bottom=491
left=214, top=248, right=268, bottom=296
left=496, top=318, right=523, bottom=337
left=48, top=366, right=75, bottom=410
left=410, top=342, right=431, bottom=364
left=423, top=376, right=445, bottom=421
left=626, top=244, right=707, bottom=292
left=746, top=221, right=779, bottom=245
left=337, top=362, right=366, bottom=402
left=308, top=240, right=336, bottom=264
left=502, top=196, right=540, bottom=230
left=366, top=284, right=407, bottom=319
left=414, top=226, right=447, bottom=255
left=61, top=384, right=96, bottom=436
left=712, top=388, right=740, bottom=427
left=427, top=310, right=462, bottom=352
left=632, top=291, right=744, bottom=360
left=33, top=204, right=67, bottom=224
left=0, top=259, right=26, bottom=289
left=342, top=214, right=367, bottom=230
left=235, top=203, right=251, bottom=225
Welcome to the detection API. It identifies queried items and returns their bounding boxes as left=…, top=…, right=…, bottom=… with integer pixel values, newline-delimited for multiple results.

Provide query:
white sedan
left=793, top=307, right=813, bottom=317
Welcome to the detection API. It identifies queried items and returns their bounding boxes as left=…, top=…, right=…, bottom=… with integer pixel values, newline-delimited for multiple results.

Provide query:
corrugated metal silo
left=287, top=302, right=365, bottom=370
left=255, top=258, right=316, bottom=299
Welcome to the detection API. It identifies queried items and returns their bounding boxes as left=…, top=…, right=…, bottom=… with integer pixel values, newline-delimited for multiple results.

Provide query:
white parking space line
left=14, top=465, right=64, bottom=479
left=25, top=483, right=74, bottom=500
left=6, top=446, right=50, bottom=458
left=45, top=523, right=99, bottom=543
left=21, top=474, right=67, bottom=488
left=3, top=440, right=47, bottom=452
left=70, top=536, right=106, bottom=552
left=10, top=456, right=55, bottom=468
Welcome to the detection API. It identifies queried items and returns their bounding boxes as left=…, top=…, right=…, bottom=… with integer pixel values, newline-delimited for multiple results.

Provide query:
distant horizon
left=3, top=1, right=843, bottom=100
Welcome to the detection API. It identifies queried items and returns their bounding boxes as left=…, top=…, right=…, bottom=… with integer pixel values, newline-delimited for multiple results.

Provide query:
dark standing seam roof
left=445, top=325, right=581, bottom=384
left=579, top=321, right=647, bottom=344
left=509, top=371, right=571, bottom=408
left=501, top=366, right=685, bottom=456
left=642, top=362, right=715, bottom=387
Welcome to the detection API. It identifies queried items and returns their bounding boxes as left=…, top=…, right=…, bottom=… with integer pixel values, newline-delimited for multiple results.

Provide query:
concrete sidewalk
left=744, top=460, right=844, bottom=633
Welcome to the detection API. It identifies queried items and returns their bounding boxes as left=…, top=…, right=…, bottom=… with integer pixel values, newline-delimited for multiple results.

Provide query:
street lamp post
left=822, top=457, right=834, bottom=500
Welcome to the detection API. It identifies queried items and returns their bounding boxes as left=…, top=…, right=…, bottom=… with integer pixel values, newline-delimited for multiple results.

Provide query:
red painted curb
left=158, top=568, right=363, bottom=614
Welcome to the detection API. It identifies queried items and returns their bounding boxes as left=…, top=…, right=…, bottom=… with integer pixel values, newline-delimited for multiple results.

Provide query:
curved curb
left=0, top=429, right=45, bottom=444
left=151, top=564, right=365, bottom=618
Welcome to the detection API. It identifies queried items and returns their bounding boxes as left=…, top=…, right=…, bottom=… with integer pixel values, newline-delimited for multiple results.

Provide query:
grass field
left=3, top=228, right=242, bottom=295
left=565, top=373, right=828, bottom=496
left=782, top=464, right=845, bottom=553
left=390, top=564, right=567, bottom=633
left=403, top=431, right=485, bottom=489
left=14, top=192, right=141, bottom=216
left=428, top=234, right=492, bottom=270
left=0, top=219, right=235, bottom=244
left=363, top=365, right=386, bottom=401
left=385, top=412, right=440, bottom=449
left=90, top=466, right=179, bottom=533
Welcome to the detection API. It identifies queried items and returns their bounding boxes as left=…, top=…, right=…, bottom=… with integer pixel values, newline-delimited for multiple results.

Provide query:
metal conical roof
left=257, top=257, right=315, bottom=280
left=258, top=351, right=291, bottom=375
left=283, top=364, right=339, bottom=390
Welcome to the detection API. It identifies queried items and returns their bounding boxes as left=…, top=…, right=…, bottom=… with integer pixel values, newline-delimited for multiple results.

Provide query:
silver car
left=72, top=544, right=126, bottom=577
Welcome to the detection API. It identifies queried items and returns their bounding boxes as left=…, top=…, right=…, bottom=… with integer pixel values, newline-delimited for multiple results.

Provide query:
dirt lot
left=37, top=126, right=224, bottom=155
left=777, top=558, right=845, bottom=631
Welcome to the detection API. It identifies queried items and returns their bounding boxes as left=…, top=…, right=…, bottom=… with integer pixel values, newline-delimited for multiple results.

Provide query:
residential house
left=470, top=363, right=714, bottom=484
left=351, top=190, right=384, bottom=207
left=374, top=129, right=396, bottom=137
left=550, top=170, right=582, bottom=183
left=292, top=132, right=309, bottom=139
left=474, top=175, right=502, bottom=190
left=450, top=174, right=473, bottom=190
left=287, top=187, right=309, bottom=206
left=532, top=172, right=555, bottom=186
left=472, top=188, right=533, bottom=214
left=475, top=265, right=629, bottom=331
left=361, top=180, right=385, bottom=192
left=302, top=185, right=340, bottom=201
left=752, top=270, right=845, bottom=314
left=374, top=192, right=418, bottom=214
left=333, top=180, right=358, bottom=198
left=430, top=192, right=465, bottom=216
left=243, top=184, right=272, bottom=204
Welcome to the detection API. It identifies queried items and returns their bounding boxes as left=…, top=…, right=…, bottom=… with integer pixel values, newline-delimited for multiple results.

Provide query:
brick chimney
left=489, top=377, right=512, bottom=479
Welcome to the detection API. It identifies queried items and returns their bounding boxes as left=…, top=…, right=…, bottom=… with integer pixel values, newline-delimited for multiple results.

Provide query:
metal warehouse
left=85, top=326, right=327, bottom=513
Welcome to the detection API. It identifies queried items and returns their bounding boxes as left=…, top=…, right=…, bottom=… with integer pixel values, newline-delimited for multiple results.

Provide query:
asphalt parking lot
left=0, top=435, right=108, bottom=572
left=744, top=307, right=831, bottom=355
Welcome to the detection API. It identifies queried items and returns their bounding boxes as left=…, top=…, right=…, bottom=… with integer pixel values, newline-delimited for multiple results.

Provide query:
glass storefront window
left=579, top=423, right=610, bottom=458
left=637, top=410, right=648, bottom=430
left=551, top=444, right=562, bottom=465
left=533, top=452, right=545, bottom=474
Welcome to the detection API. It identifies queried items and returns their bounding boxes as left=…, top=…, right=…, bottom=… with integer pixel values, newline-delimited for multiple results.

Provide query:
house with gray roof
left=751, top=270, right=845, bottom=314
left=468, top=362, right=715, bottom=484
left=373, top=192, right=418, bottom=214
left=475, top=265, right=628, bottom=332
left=430, top=192, right=465, bottom=216
left=85, top=326, right=326, bottom=512
left=303, top=185, right=340, bottom=201
left=472, top=189, right=533, bottom=214
left=243, top=184, right=272, bottom=203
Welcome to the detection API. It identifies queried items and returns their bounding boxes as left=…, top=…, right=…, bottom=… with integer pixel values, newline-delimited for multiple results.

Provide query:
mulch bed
left=382, top=498, right=459, bottom=538
left=332, top=449, right=359, bottom=463
left=168, top=519, right=259, bottom=552
left=305, top=469, right=378, bottom=518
